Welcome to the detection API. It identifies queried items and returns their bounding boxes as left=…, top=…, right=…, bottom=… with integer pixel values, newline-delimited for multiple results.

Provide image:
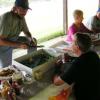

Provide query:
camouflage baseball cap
left=15, top=0, right=31, bottom=9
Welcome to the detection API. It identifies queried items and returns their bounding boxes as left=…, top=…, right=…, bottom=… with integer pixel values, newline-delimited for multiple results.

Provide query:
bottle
left=12, top=81, right=21, bottom=95
left=7, top=88, right=16, bottom=100
left=48, top=89, right=69, bottom=100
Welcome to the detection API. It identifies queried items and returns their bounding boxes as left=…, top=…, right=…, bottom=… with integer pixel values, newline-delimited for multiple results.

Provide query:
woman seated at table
left=54, top=32, right=100, bottom=100
left=66, top=9, right=93, bottom=44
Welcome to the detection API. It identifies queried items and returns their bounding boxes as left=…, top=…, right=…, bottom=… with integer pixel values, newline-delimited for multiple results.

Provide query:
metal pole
left=63, top=0, right=68, bottom=34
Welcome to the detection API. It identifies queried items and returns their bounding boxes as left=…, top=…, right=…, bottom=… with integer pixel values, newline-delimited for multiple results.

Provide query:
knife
left=29, top=45, right=44, bottom=48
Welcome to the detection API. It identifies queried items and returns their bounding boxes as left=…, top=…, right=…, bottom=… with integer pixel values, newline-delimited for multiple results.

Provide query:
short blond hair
left=73, top=9, right=83, bottom=17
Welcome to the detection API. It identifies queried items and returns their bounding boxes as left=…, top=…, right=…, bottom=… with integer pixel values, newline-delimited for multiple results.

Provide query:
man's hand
left=18, top=43, right=29, bottom=49
left=29, top=38, right=37, bottom=47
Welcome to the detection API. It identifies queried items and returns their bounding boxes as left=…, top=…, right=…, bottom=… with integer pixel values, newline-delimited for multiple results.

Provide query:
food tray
left=0, top=65, right=21, bottom=80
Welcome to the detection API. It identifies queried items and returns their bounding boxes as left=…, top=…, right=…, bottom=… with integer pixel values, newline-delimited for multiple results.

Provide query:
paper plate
left=0, top=65, right=21, bottom=80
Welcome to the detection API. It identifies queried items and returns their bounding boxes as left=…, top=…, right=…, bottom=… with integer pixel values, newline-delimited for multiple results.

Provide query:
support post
left=63, top=0, right=68, bottom=34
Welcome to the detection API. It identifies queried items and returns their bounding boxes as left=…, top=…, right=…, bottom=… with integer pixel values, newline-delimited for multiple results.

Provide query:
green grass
left=37, top=30, right=65, bottom=43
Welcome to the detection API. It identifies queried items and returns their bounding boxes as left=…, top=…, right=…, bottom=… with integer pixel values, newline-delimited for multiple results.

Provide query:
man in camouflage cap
left=0, top=0, right=37, bottom=67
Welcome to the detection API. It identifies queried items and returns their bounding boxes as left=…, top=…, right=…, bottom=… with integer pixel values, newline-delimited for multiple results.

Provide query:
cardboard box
left=13, top=49, right=59, bottom=80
